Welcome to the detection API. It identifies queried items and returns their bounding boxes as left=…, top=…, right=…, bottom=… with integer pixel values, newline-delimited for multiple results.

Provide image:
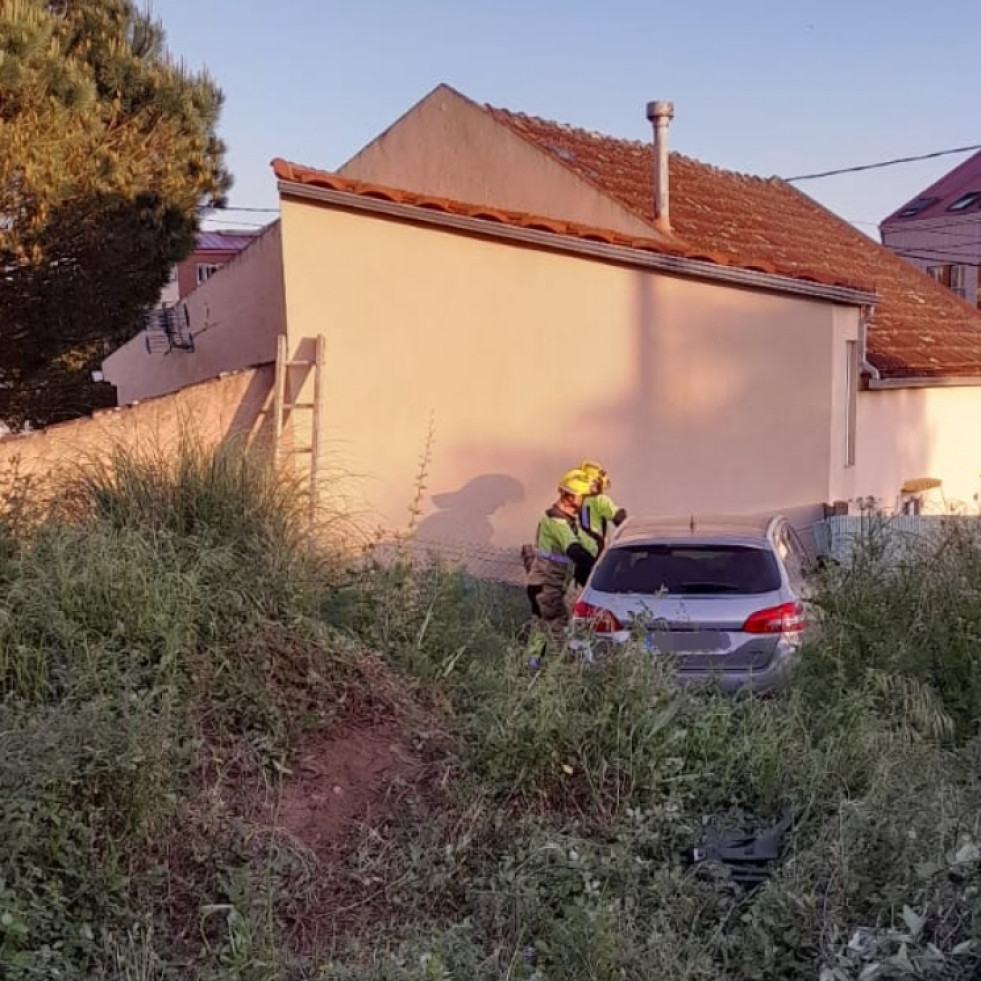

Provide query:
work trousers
left=527, top=556, right=572, bottom=644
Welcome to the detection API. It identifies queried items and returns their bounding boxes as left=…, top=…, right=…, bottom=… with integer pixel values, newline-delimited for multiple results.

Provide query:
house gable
left=338, top=84, right=661, bottom=242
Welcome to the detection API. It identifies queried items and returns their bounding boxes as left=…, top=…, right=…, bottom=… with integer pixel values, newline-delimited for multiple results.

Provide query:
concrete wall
left=279, top=195, right=851, bottom=552
left=856, top=385, right=981, bottom=513
left=0, top=368, right=274, bottom=510
left=339, top=84, right=660, bottom=240
left=103, top=223, right=285, bottom=405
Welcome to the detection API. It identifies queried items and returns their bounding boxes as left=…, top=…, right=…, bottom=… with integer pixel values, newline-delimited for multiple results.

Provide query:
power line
left=217, top=197, right=981, bottom=240
left=893, top=250, right=981, bottom=265
left=891, top=241, right=981, bottom=260
left=884, top=225, right=981, bottom=242
left=198, top=204, right=279, bottom=213
left=785, top=143, right=981, bottom=182
left=198, top=217, right=270, bottom=229
left=857, top=217, right=981, bottom=241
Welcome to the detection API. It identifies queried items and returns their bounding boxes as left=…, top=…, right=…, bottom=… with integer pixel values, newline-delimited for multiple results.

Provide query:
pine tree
left=0, top=0, right=232, bottom=426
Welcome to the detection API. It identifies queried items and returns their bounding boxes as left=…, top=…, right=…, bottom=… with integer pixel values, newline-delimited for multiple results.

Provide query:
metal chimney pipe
left=646, top=100, right=674, bottom=233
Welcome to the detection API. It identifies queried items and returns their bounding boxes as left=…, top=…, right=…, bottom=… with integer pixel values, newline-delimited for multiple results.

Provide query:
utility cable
left=785, top=144, right=981, bottom=182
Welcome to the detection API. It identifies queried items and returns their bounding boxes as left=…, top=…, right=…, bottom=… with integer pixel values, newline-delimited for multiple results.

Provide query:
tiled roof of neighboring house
left=272, top=159, right=867, bottom=293
left=196, top=230, right=260, bottom=252
left=485, top=106, right=981, bottom=379
left=881, top=148, right=981, bottom=225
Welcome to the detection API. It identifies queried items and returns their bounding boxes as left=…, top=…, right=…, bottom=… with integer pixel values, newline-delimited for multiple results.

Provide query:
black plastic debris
left=687, top=808, right=795, bottom=888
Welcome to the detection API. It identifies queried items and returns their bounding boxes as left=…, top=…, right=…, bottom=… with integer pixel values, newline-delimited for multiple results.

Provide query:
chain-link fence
left=813, top=513, right=981, bottom=565
left=366, top=536, right=528, bottom=585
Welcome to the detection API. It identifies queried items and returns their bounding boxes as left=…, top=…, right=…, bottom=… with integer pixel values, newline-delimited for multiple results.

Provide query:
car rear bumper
left=568, top=633, right=799, bottom=694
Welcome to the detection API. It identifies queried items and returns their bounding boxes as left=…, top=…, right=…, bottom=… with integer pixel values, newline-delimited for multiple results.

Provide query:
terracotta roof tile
left=486, top=106, right=981, bottom=378
left=272, top=158, right=858, bottom=295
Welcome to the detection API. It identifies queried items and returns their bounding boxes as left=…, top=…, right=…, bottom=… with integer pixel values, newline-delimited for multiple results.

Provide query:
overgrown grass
left=801, top=517, right=981, bottom=741
left=321, top=528, right=981, bottom=980
left=0, top=440, right=390, bottom=979
left=3, top=446, right=981, bottom=979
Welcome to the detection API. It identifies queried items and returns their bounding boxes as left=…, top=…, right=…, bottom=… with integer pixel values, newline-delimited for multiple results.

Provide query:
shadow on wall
left=441, top=269, right=935, bottom=541
left=415, top=473, right=525, bottom=545
left=445, top=270, right=706, bottom=531
left=221, top=367, right=277, bottom=452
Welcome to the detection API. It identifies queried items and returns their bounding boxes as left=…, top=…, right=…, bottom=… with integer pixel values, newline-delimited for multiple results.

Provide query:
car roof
left=610, top=513, right=781, bottom=548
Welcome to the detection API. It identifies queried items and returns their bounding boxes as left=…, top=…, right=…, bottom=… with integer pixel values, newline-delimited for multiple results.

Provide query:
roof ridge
left=486, top=103, right=650, bottom=149
left=485, top=102, right=777, bottom=185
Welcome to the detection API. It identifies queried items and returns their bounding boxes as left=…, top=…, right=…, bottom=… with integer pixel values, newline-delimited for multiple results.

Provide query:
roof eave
left=867, top=372, right=981, bottom=390
left=277, top=180, right=879, bottom=308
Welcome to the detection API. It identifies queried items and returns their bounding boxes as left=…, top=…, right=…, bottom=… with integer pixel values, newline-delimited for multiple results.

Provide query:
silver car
left=570, top=514, right=814, bottom=693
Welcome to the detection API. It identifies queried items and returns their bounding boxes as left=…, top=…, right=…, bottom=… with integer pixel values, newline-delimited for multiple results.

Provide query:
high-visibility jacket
left=534, top=506, right=581, bottom=565
left=528, top=506, right=594, bottom=586
left=579, top=494, right=627, bottom=557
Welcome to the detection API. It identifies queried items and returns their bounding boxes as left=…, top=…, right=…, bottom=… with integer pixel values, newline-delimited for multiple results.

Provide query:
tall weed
left=804, top=520, right=981, bottom=741
left=322, top=546, right=981, bottom=979
left=0, top=440, right=370, bottom=978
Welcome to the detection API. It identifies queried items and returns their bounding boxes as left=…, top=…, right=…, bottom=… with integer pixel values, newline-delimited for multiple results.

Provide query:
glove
left=566, top=542, right=595, bottom=587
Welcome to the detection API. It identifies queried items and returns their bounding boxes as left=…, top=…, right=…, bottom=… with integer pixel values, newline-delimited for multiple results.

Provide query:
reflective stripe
left=579, top=506, right=592, bottom=531
left=536, top=549, right=572, bottom=565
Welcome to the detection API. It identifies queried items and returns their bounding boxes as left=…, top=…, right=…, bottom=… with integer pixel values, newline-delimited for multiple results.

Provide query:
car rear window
left=591, top=544, right=781, bottom=595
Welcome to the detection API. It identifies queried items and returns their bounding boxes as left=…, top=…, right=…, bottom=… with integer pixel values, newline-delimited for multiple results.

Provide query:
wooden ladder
left=273, top=333, right=326, bottom=515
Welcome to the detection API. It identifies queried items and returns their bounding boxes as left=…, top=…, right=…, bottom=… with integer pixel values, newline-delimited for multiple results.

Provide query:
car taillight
left=742, top=602, right=806, bottom=635
left=572, top=600, right=623, bottom=634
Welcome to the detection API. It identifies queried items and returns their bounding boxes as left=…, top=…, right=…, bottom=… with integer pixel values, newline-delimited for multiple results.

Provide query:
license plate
left=646, top=630, right=727, bottom=653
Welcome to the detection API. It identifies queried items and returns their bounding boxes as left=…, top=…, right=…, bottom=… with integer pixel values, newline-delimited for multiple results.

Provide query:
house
left=329, top=85, right=981, bottom=518
left=154, top=229, right=261, bottom=309
left=880, top=149, right=981, bottom=310
left=102, top=85, right=981, bottom=568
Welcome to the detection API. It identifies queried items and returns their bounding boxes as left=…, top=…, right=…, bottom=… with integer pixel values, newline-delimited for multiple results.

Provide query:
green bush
left=805, top=519, right=981, bottom=741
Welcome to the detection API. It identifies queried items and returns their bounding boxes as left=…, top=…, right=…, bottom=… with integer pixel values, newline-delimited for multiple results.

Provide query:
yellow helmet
left=558, top=468, right=593, bottom=498
left=580, top=460, right=610, bottom=493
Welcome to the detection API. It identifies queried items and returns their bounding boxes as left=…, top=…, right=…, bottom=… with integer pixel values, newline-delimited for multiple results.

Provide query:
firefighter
left=526, top=469, right=597, bottom=645
left=578, top=460, right=627, bottom=560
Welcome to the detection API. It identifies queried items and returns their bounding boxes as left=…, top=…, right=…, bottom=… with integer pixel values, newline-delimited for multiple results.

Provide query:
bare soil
left=276, top=722, right=420, bottom=860
left=267, top=714, right=453, bottom=959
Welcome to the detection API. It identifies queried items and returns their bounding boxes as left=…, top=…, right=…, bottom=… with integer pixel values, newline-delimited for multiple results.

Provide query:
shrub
left=803, top=519, right=981, bottom=742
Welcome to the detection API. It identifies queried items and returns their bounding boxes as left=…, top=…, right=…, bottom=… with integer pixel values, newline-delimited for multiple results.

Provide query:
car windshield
left=591, top=543, right=782, bottom=595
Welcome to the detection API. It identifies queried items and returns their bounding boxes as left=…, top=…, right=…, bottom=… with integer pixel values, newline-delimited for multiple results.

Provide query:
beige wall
left=0, top=368, right=274, bottom=510
left=279, top=196, right=850, bottom=551
left=103, top=223, right=285, bottom=405
left=856, top=385, right=981, bottom=513
left=339, top=84, right=660, bottom=240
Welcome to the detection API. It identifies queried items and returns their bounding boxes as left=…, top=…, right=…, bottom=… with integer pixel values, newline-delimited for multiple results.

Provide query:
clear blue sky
left=152, top=0, right=981, bottom=240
